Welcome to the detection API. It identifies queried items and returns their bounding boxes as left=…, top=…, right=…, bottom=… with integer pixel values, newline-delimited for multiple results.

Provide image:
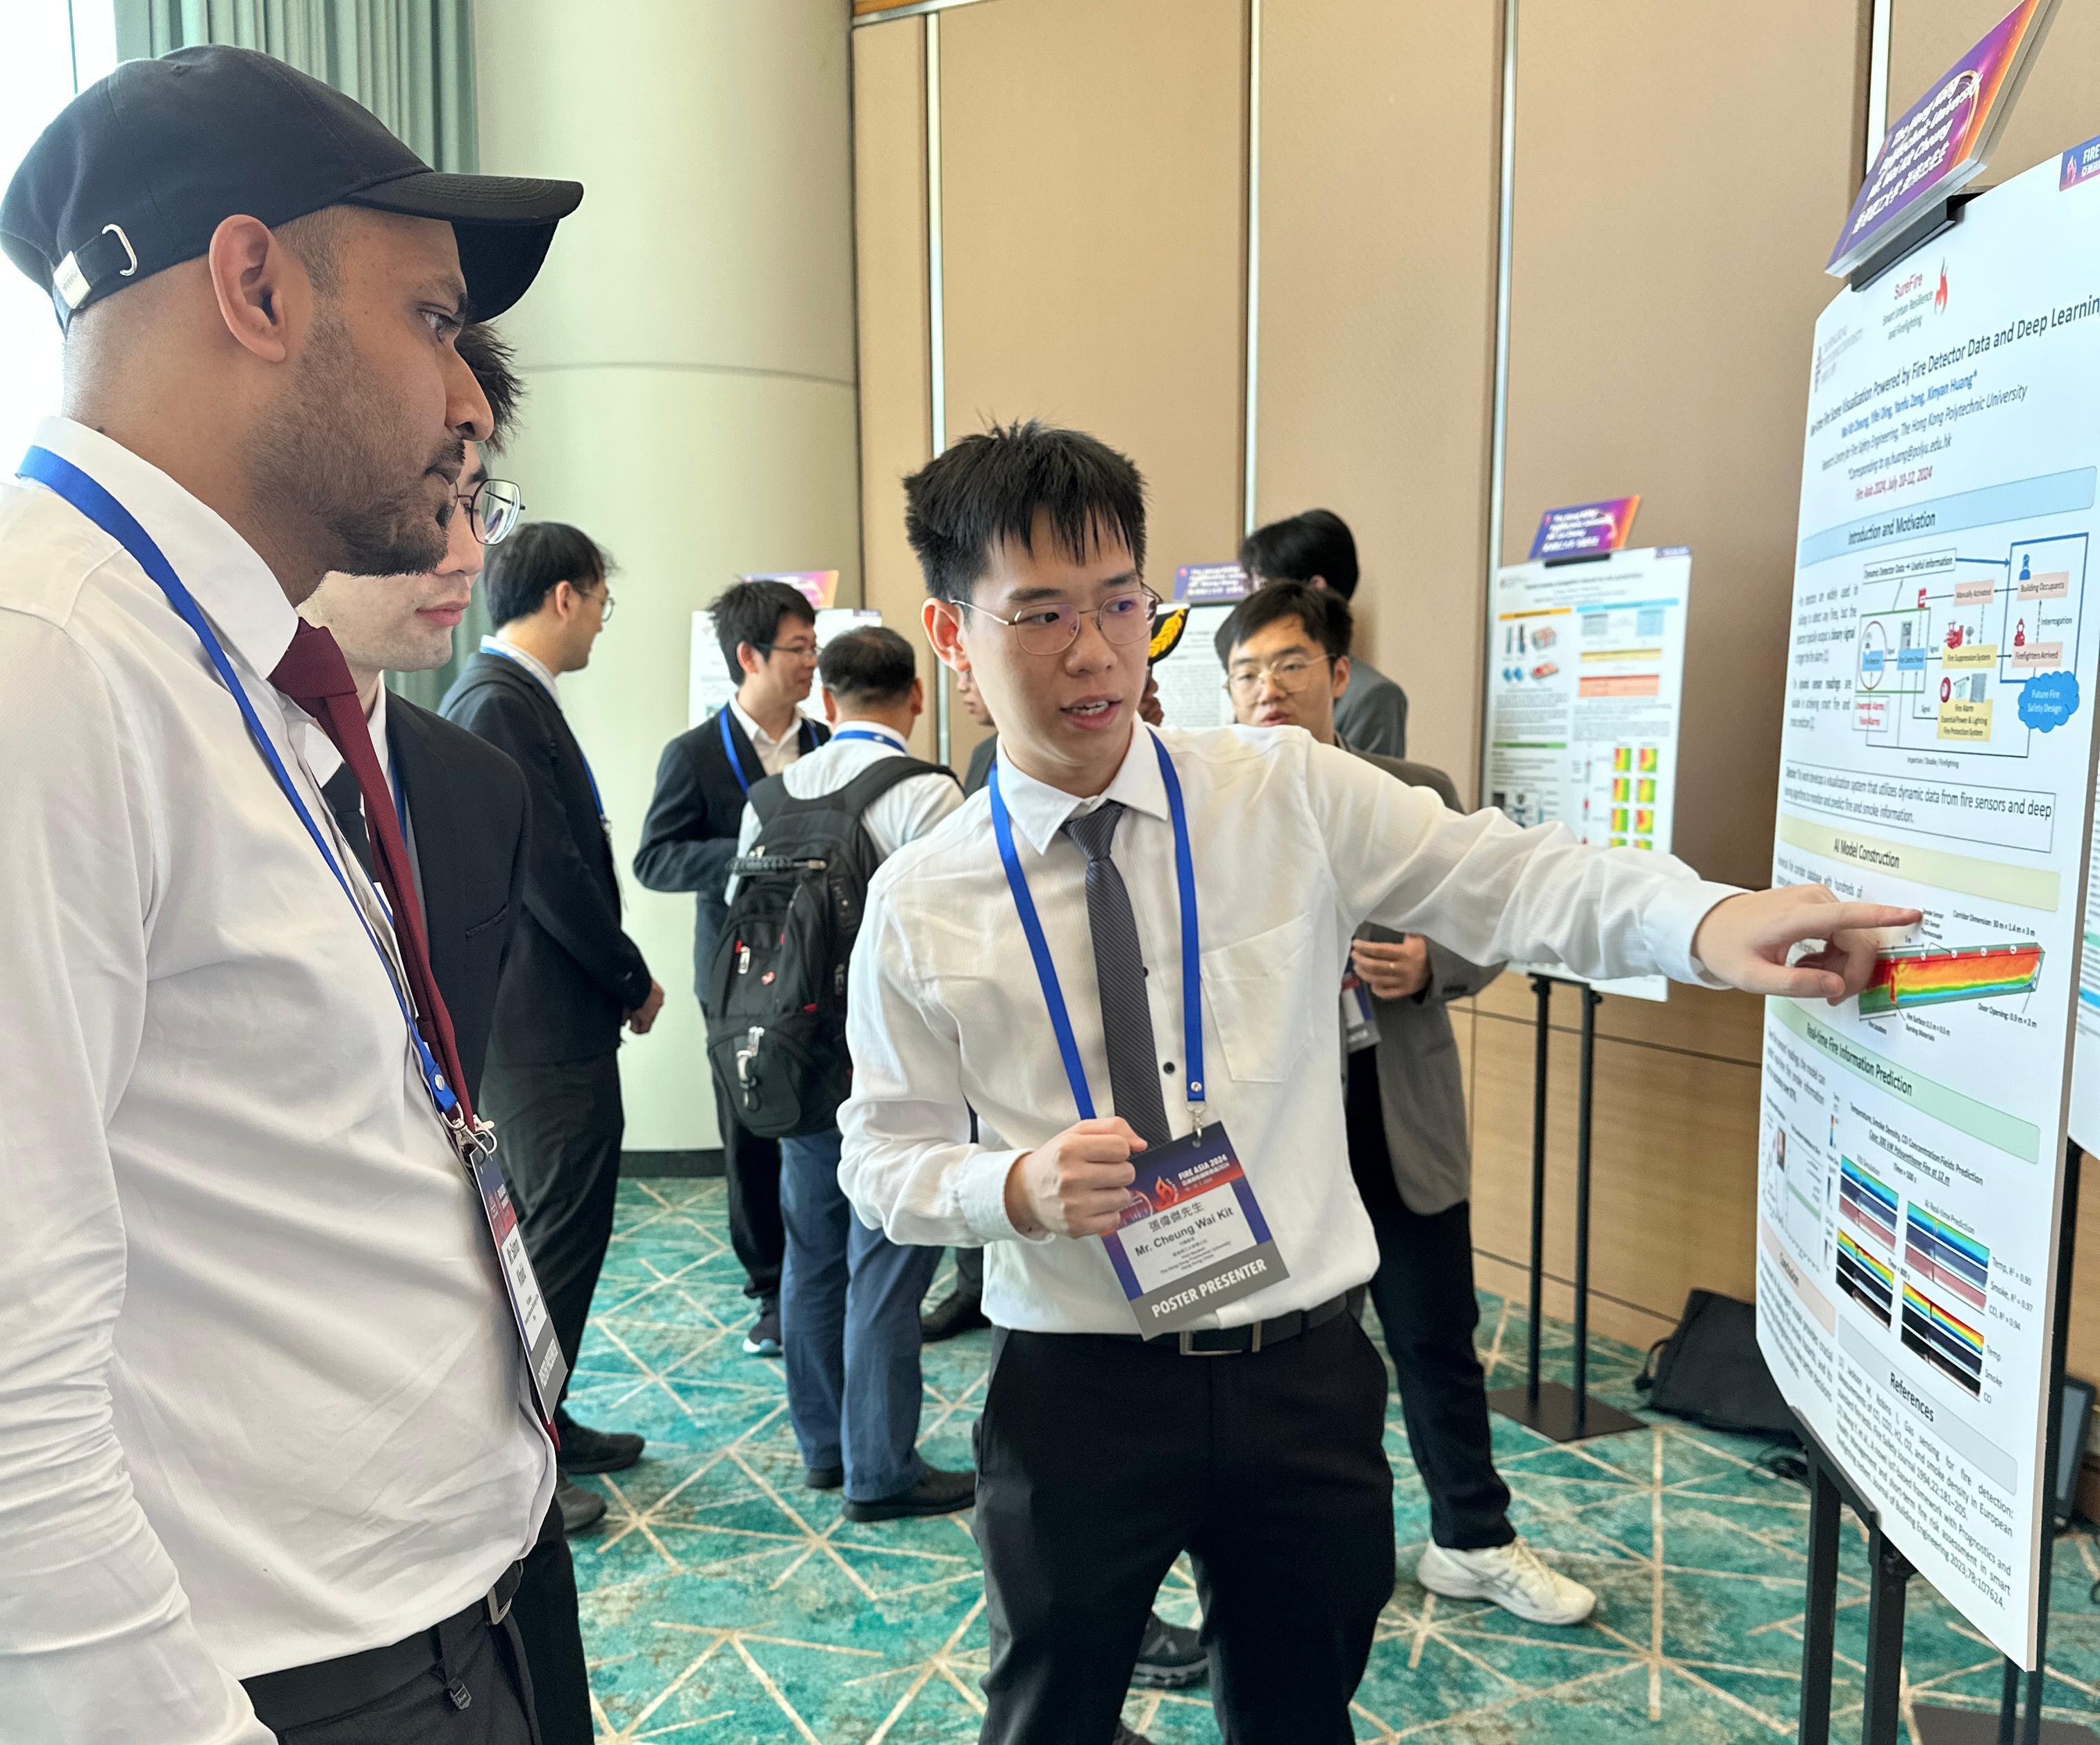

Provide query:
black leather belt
left=242, top=1560, right=524, bottom=1733
left=1109, top=1286, right=1364, bottom=1355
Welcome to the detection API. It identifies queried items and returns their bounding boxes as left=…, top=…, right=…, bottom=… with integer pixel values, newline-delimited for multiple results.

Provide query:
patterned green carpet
left=565, top=1177, right=2099, bottom=1742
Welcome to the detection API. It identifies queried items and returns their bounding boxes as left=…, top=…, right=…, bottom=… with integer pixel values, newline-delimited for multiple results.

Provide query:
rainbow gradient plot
left=1856, top=942, right=2043, bottom=1016
left=1901, top=1283, right=1985, bottom=1398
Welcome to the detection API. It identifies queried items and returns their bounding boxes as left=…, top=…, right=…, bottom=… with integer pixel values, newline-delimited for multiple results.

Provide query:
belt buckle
left=485, top=1583, right=514, bottom=1627
left=1177, top=1323, right=1260, bottom=1357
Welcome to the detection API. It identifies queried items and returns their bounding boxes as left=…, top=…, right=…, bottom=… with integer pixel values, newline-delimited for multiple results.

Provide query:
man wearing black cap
left=0, top=47, right=581, bottom=1744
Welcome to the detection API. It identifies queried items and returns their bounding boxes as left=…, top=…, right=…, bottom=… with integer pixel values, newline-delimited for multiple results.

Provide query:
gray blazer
left=1334, top=653, right=1409, bottom=759
left=1347, top=746, right=1503, bottom=1215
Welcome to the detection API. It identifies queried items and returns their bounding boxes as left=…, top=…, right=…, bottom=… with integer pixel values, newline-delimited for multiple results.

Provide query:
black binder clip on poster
left=1484, top=974, right=1646, bottom=1445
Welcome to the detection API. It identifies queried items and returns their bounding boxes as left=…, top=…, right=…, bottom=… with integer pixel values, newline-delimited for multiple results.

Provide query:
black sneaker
left=920, top=1289, right=990, bottom=1342
left=804, top=1465, right=844, bottom=1492
left=556, top=1477, right=606, bottom=1537
left=1130, top=1610, right=1208, bottom=1689
left=841, top=1465, right=976, bottom=1522
left=554, top=1408, right=644, bottom=1475
left=743, top=1301, right=782, bottom=1357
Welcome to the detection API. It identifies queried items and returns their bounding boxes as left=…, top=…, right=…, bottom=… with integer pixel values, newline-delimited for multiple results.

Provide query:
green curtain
left=112, top=0, right=487, bottom=710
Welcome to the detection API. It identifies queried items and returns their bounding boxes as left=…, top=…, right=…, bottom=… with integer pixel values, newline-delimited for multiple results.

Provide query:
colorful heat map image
left=1902, top=1205, right=1990, bottom=1398
left=1856, top=941, right=2044, bottom=1016
left=1836, top=1157, right=1899, bottom=1327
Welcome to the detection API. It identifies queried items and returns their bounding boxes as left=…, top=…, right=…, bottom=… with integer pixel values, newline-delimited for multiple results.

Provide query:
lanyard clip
left=445, top=1108, right=499, bottom=1162
left=1187, top=1100, right=1208, bottom=1139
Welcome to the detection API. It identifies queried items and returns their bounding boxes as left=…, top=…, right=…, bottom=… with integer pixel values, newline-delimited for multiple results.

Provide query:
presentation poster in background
left=1151, top=601, right=1237, bottom=729
left=687, top=606, right=881, bottom=730
left=1756, top=155, right=2100, bottom=1667
left=1481, top=546, right=1692, bottom=1000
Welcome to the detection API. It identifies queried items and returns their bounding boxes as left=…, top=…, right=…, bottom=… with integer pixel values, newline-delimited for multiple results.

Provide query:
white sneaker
left=1416, top=1537, right=1597, bottom=1626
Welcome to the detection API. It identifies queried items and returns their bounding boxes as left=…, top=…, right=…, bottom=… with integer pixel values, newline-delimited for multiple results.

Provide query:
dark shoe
left=1112, top=1727, right=1156, bottom=1745
left=804, top=1464, right=844, bottom=1491
left=742, top=1301, right=782, bottom=1357
left=841, top=1464, right=976, bottom=1522
left=1130, top=1610, right=1208, bottom=1689
left=554, top=1408, right=644, bottom=1475
left=556, top=1478, right=606, bottom=1537
left=920, top=1289, right=990, bottom=1342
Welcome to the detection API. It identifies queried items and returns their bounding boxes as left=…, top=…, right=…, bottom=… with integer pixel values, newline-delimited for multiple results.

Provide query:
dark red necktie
left=272, top=620, right=477, bottom=1134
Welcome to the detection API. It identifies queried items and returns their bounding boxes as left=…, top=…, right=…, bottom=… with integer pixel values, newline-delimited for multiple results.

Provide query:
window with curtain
left=112, top=0, right=486, bottom=708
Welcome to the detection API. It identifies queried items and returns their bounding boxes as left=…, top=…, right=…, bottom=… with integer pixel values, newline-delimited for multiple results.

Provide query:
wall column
left=476, top=0, right=861, bottom=1151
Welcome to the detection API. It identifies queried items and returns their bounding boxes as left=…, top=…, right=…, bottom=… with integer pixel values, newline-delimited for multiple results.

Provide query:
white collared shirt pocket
left=1199, top=917, right=1312, bottom=1084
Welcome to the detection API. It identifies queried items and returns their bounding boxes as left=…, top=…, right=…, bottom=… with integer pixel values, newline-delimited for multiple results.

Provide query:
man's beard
left=250, top=306, right=459, bottom=578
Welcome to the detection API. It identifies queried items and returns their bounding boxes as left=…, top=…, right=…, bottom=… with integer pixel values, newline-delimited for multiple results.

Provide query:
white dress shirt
left=839, top=722, right=1742, bottom=1335
left=731, top=695, right=808, bottom=776
left=0, top=418, right=553, bottom=1744
left=727, top=719, right=964, bottom=901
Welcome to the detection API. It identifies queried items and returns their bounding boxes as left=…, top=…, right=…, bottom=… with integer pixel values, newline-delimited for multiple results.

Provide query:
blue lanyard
left=19, top=445, right=462, bottom=1125
left=988, top=730, right=1207, bottom=1126
left=831, top=727, right=900, bottom=749
left=719, top=706, right=757, bottom=796
left=481, top=640, right=604, bottom=817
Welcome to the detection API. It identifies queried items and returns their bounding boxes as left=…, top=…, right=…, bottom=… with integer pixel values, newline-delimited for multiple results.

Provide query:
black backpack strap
left=747, top=769, right=796, bottom=828
left=832, top=754, right=960, bottom=817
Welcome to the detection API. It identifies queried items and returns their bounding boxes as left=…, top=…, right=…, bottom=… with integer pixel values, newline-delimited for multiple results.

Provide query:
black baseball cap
left=1, top=45, right=583, bottom=329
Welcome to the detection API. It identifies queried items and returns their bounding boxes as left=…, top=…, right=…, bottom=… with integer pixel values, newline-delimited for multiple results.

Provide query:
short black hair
left=710, top=578, right=817, bottom=683
left=457, top=322, right=525, bottom=453
left=819, top=624, right=917, bottom=706
left=1215, top=580, right=1353, bottom=665
left=483, top=521, right=610, bottom=628
left=1240, top=508, right=1359, bottom=599
left=903, top=419, right=1147, bottom=605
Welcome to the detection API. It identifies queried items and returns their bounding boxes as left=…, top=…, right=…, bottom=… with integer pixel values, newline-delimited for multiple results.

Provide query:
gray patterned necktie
left=1064, top=801, right=1174, bottom=1148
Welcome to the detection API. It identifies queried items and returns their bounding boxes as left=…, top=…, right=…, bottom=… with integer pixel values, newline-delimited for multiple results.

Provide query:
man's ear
left=737, top=641, right=765, bottom=680
left=821, top=686, right=842, bottom=726
left=908, top=675, right=925, bottom=721
left=923, top=596, right=967, bottom=671
left=1331, top=653, right=1352, bottom=700
left=204, top=215, right=302, bottom=365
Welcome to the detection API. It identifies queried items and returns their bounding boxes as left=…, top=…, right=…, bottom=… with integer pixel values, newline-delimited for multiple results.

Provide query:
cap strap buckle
left=52, top=223, right=138, bottom=319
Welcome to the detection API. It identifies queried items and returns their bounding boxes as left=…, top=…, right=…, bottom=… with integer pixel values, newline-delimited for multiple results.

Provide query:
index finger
left=1785, top=902, right=1922, bottom=944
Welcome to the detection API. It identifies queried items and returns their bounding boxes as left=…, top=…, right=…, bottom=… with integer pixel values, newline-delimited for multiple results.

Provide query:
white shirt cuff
left=958, top=1147, right=1053, bottom=1244
left=1644, top=878, right=1749, bottom=987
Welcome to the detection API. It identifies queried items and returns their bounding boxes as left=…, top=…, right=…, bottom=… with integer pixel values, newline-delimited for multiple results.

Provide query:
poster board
left=1757, top=154, right=2100, bottom=1667
left=1480, top=546, right=1693, bottom=1001
left=687, top=606, right=882, bottom=730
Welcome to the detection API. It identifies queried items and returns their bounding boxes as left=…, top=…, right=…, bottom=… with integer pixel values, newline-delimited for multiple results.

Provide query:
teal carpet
left=566, top=1178, right=2100, bottom=1742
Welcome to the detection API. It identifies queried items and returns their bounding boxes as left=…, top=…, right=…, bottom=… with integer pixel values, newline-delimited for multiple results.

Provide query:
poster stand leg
left=1488, top=976, right=1643, bottom=1442
left=1799, top=1146, right=2092, bottom=1745
left=1911, top=1146, right=2093, bottom=1745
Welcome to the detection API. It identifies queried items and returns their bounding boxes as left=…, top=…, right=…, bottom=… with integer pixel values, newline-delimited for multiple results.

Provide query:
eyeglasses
left=594, top=586, right=617, bottom=624
left=960, top=587, right=1161, bottom=656
left=1225, top=653, right=1333, bottom=699
left=755, top=637, right=820, bottom=661
left=456, top=478, right=524, bottom=545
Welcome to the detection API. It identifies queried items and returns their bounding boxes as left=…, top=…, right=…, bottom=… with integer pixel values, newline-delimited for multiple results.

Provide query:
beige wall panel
left=1890, top=1, right=2100, bottom=188
left=1469, top=1009, right=1762, bottom=1346
left=1469, top=971, right=1764, bottom=1065
left=1501, top=0, right=1871, bottom=891
left=1254, top=0, right=1501, bottom=796
left=852, top=20, right=940, bottom=759
left=937, top=0, right=1247, bottom=598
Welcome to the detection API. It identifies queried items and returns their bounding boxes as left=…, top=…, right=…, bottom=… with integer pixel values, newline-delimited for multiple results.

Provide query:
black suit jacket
left=633, top=707, right=828, bottom=1000
left=441, top=651, right=652, bottom=1065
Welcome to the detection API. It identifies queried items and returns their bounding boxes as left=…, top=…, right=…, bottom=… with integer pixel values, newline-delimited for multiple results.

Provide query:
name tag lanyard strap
left=988, top=730, right=1208, bottom=1132
left=18, top=446, right=469, bottom=1145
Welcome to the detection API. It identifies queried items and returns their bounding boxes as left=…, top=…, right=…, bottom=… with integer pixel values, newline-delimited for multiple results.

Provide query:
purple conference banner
left=1827, top=0, right=2046, bottom=276
left=1528, top=496, right=1640, bottom=562
left=1174, top=562, right=1251, bottom=603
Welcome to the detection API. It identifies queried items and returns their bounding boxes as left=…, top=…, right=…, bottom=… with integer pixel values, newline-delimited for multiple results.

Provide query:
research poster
left=1150, top=602, right=1237, bottom=730
left=1756, top=155, right=2100, bottom=1667
left=1481, top=546, right=1693, bottom=1000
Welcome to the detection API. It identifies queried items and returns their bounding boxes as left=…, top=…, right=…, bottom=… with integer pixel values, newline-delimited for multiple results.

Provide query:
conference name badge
left=1341, top=971, right=1381, bottom=1053
left=472, top=1148, right=570, bottom=1424
left=1102, top=1124, right=1290, bottom=1336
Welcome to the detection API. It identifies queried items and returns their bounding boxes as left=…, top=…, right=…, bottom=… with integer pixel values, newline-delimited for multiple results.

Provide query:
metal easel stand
left=1797, top=1146, right=2091, bottom=1745
left=1486, top=973, right=1644, bottom=1444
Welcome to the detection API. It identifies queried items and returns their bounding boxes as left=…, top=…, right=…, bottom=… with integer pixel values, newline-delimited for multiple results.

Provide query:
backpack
left=706, top=753, right=958, bottom=1139
left=1634, top=1289, right=1801, bottom=1441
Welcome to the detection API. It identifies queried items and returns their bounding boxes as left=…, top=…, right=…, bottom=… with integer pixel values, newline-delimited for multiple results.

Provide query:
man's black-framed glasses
left=960, top=586, right=1162, bottom=655
left=458, top=478, right=525, bottom=545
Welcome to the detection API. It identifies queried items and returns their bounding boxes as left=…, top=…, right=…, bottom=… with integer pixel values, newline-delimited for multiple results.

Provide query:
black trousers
left=711, top=1071, right=784, bottom=1303
left=512, top=1498, right=593, bottom=1745
left=974, top=1315, right=1394, bottom=1744
left=1345, top=1053, right=1513, bottom=1551
left=247, top=1610, right=538, bottom=1745
left=483, top=1053, right=624, bottom=1385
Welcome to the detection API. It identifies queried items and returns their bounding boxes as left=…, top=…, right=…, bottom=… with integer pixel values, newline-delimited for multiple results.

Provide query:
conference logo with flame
left=1935, top=261, right=1949, bottom=312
